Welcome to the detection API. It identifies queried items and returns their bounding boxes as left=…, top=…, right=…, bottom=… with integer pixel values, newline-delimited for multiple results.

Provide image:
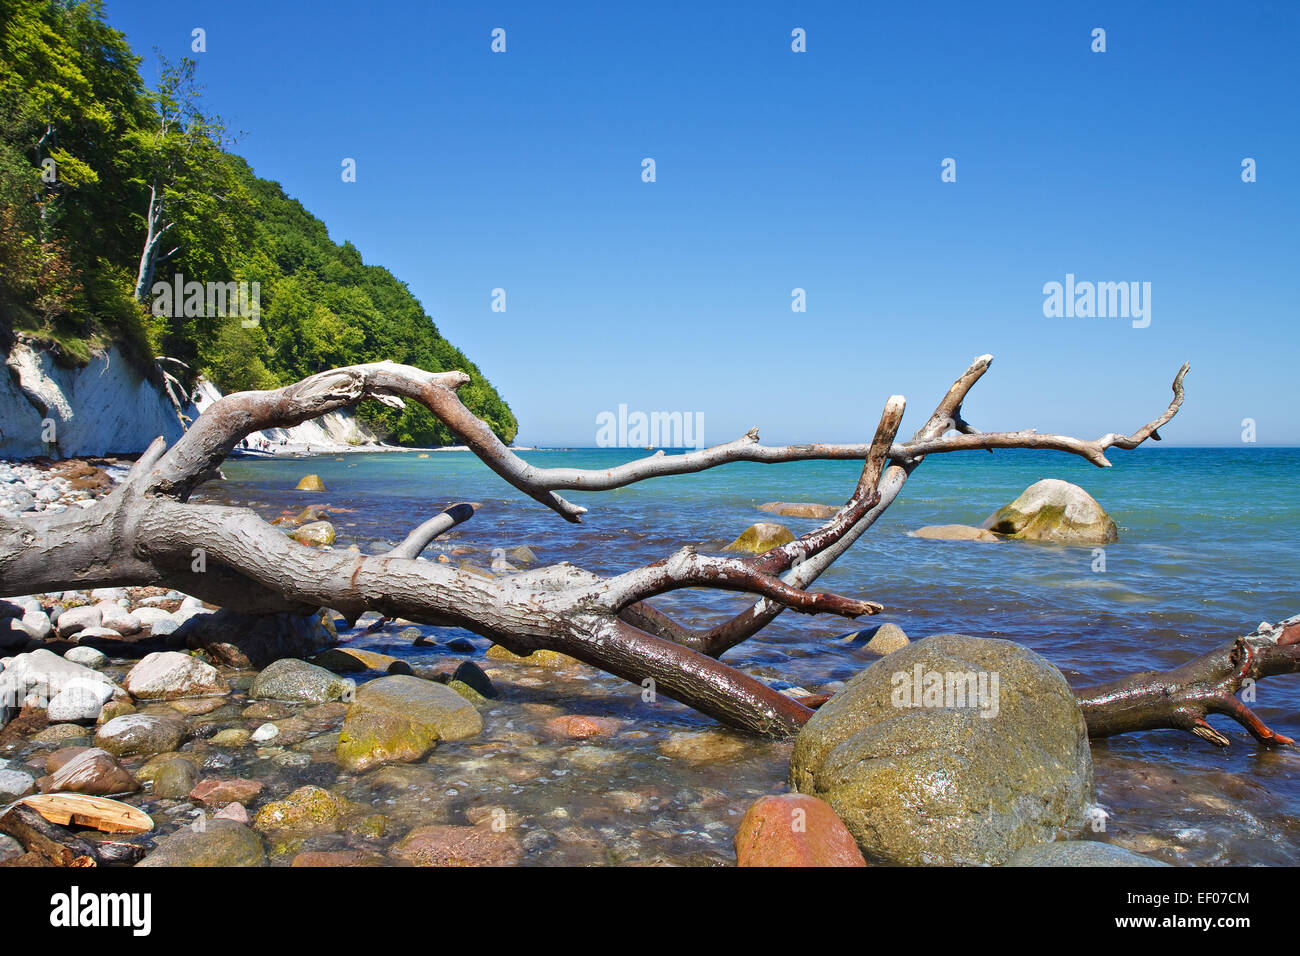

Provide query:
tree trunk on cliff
left=5, top=354, right=1285, bottom=747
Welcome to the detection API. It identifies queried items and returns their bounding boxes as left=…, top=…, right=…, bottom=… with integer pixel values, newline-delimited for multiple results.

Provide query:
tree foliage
left=0, top=0, right=516, bottom=445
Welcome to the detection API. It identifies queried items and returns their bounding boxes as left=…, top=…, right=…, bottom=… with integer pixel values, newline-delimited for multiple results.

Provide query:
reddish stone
left=542, top=714, right=623, bottom=740
left=189, top=778, right=265, bottom=807
left=213, top=802, right=250, bottom=824
left=734, top=794, right=866, bottom=867
left=391, top=825, right=522, bottom=867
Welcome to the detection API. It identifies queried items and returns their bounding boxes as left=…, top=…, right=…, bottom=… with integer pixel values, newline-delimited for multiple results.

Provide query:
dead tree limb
left=3, top=355, right=1245, bottom=742
left=1076, top=617, right=1300, bottom=747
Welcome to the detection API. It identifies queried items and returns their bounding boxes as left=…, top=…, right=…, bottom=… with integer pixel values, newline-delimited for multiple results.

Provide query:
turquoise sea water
left=202, top=446, right=1300, bottom=863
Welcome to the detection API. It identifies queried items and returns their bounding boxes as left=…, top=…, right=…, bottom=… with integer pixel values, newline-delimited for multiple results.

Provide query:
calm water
left=198, top=446, right=1300, bottom=864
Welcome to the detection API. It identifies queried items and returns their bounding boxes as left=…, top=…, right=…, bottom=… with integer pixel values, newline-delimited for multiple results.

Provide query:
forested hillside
left=0, top=0, right=516, bottom=445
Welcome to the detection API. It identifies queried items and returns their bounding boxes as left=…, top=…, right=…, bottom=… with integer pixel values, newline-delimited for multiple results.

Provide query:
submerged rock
left=734, top=794, right=866, bottom=867
left=149, top=756, right=200, bottom=800
left=790, top=634, right=1093, bottom=866
left=391, top=824, right=522, bottom=866
left=1005, top=840, right=1170, bottom=867
left=94, top=714, right=185, bottom=758
left=723, top=522, right=795, bottom=554
left=138, top=819, right=265, bottom=867
left=253, top=784, right=346, bottom=834
left=911, top=524, right=1000, bottom=542
left=336, top=675, right=483, bottom=773
left=758, top=502, right=839, bottom=519
left=485, top=645, right=576, bottom=668
left=981, top=478, right=1117, bottom=544
left=292, top=520, right=336, bottom=547
left=39, top=747, right=139, bottom=796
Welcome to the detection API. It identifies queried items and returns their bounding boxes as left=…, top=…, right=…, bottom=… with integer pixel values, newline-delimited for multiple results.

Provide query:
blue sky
left=104, top=0, right=1299, bottom=446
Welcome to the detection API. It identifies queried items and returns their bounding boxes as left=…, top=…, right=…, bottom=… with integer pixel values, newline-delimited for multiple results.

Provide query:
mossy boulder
left=981, top=479, right=1117, bottom=544
left=723, top=522, right=795, bottom=554
left=295, top=474, right=325, bottom=492
left=790, top=634, right=1092, bottom=866
left=336, top=675, right=483, bottom=773
left=253, top=784, right=347, bottom=834
left=485, top=645, right=576, bottom=668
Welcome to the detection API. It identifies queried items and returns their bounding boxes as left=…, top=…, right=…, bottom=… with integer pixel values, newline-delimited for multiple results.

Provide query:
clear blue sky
left=104, top=0, right=1299, bottom=447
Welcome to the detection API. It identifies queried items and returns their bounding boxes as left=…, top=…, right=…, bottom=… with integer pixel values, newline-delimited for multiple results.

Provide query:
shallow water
left=182, top=445, right=1300, bottom=865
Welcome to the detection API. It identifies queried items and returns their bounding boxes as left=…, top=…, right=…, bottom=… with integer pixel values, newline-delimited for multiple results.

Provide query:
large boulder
left=723, top=522, right=794, bottom=554
left=790, top=634, right=1092, bottom=866
left=336, top=675, right=483, bottom=773
left=123, top=651, right=228, bottom=700
left=249, top=658, right=353, bottom=704
left=981, top=479, right=1117, bottom=544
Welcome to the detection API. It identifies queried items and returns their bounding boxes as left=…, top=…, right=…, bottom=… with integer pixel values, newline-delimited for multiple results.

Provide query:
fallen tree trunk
left=6, top=354, right=1287, bottom=747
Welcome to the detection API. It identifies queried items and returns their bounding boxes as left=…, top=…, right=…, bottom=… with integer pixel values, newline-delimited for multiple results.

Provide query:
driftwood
left=1, top=354, right=1292, bottom=746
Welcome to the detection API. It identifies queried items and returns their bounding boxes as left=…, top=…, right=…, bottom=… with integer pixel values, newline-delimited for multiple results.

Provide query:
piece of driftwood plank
left=16, top=793, right=154, bottom=834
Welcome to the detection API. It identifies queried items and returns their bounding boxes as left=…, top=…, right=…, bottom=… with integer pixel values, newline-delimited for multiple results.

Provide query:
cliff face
left=0, top=341, right=185, bottom=458
left=190, top=379, right=381, bottom=450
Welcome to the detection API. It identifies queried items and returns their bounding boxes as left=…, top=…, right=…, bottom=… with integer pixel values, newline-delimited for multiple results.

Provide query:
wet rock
left=911, top=524, right=1000, bottom=542
left=1005, top=840, right=1170, bottom=867
left=723, top=522, right=794, bottom=554
left=94, top=714, right=185, bottom=758
left=190, top=778, right=265, bottom=807
left=39, top=746, right=139, bottom=796
left=981, top=478, right=1117, bottom=544
left=313, top=647, right=411, bottom=674
left=251, top=722, right=279, bottom=743
left=507, top=545, right=538, bottom=564
left=391, top=824, right=522, bottom=866
left=659, top=730, right=747, bottom=763
left=242, top=700, right=292, bottom=720
left=485, top=645, right=576, bottom=668
left=29, top=723, right=89, bottom=747
left=138, top=819, right=266, bottom=867
left=253, top=784, right=346, bottom=834
left=149, top=756, right=200, bottom=799
left=295, top=474, right=325, bottom=491
left=168, top=697, right=227, bottom=717
left=543, top=715, right=623, bottom=740
left=292, top=520, right=336, bottom=547
left=250, top=658, right=352, bottom=704
left=734, top=794, right=866, bottom=867
left=790, top=634, right=1093, bottom=866
left=863, top=623, right=909, bottom=656
left=123, top=651, right=229, bottom=700
left=210, top=728, right=251, bottom=747
left=337, top=675, right=483, bottom=773
left=758, top=502, right=839, bottom=519
left=292, top=849, right=385, bottom=867
left=96, top=699, right=135, bottom=724
left=451, top=660, right=497, bottom=699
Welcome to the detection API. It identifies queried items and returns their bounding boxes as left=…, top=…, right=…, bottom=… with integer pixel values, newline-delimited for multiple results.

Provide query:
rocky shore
left=0, top=460, right=1197, bottom=867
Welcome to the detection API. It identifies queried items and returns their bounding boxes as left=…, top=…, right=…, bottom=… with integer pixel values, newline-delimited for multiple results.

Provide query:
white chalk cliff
left=0, top=340, right=186, bottom=458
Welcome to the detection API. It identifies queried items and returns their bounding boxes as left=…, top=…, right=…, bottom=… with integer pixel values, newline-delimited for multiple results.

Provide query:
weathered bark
left=4, top=354, right=1266, bottom=746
